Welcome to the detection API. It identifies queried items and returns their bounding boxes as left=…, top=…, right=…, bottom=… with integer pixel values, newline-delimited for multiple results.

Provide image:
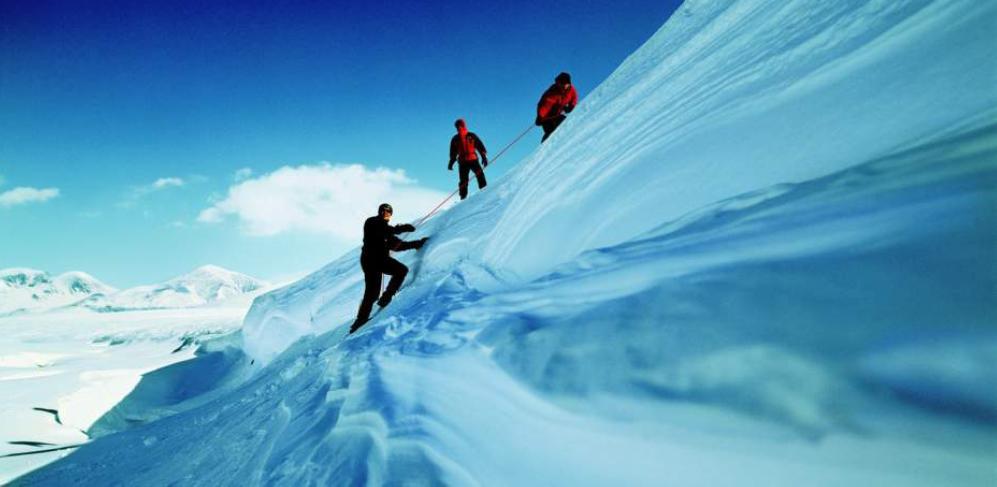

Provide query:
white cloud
left=120, top=176, right=186, bottom=207
left=0, top=187, right=60, bottom=208
left=234, top=168, right=253, bottom=181
left=198, top=163, right=447, bottom=239
left=152, top=177, right=184, bottom=189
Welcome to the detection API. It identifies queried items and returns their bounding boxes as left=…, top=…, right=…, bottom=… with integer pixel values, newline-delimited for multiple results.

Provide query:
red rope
left=414, top=124, right=535, bottom=226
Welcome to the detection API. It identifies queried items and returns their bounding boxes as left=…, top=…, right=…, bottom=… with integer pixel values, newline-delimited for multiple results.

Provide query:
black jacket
left=361, top=216, right=416, bottom=260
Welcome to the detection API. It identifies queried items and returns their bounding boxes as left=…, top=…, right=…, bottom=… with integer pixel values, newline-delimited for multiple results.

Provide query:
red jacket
left=536, top=84, right=578, bottom=124
left=449, top=130, right=487, bottom=164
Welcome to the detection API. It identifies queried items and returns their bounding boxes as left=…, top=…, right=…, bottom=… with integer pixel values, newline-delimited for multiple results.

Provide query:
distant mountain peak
left=189, top=264, right=231, bottom=275
left=84, top=265, right=270, bottom=312
left=0, top=269, right=116, bottom=315
left=180, top=265, right=253, bottom=282
left=0, top=267, right=46, bottom=276
left=0, top=265, right=269, bottom=315
left=1, top=268, right=50, bottom=287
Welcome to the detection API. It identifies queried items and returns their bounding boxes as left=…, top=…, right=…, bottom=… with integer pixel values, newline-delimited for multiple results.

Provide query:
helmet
left=555, top=72, right=571, bottom=85
left=378, top=203, right=393, bottom=215
left=454, top=118, right=466, bottom=128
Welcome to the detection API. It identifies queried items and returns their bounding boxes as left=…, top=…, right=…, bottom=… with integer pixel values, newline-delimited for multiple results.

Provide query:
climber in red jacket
left=536, top=72, right=579, bottom=142
left=448, top=118, right=488, bottom=200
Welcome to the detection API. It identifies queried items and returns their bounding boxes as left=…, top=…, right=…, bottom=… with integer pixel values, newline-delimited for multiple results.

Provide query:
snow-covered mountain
left=82, top=265, right=269, bottom=311
left=16, top=0, right=997, bottom=485
left=0, top=269, right=116, bottom=315
left=0, top=266, right=268, bottom=315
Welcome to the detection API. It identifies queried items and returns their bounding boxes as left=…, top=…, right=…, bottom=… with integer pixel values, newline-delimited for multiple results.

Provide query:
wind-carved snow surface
left=18, top=1, right=997, bottom=485
left=0, top=307, right=250, bottom=484
left=0, top=265, right=265, bottom=482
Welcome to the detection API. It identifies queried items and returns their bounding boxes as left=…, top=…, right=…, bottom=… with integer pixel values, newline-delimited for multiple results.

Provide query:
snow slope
left=16, top=0, right=997, bottom=485
left=81, top=265, right=269, bottom=312
left=0, top=269, right=117, bottom=316
left=0, top=307, right=249, bottom=483
left=0, top=265, right=265, bottom=481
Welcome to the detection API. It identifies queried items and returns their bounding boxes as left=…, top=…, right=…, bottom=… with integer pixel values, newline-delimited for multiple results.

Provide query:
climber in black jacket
left=350, top=203, right=428, bottom=334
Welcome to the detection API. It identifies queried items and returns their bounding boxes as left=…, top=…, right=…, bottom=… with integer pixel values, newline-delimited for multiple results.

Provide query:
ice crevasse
left=19, top=0, right=997, bottom=485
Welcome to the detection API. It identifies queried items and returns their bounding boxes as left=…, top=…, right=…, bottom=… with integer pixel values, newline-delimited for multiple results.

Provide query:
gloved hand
left=482, top=157, right=489, bottom=168
left=448, top=161, right=454, bottom=171
left=413, top=237, right=429, bottom=249
left=397, top=223, right=415, bottom=232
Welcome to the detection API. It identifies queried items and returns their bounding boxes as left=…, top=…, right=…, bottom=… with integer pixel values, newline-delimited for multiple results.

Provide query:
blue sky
left=0, top=0, right=682, bottom=287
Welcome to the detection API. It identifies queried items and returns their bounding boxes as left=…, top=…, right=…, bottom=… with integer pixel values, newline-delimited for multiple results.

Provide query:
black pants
left=355, top=255, right=408, bottom=323
left=541, top=114, right=566, bottom=142
left=458, top=160, right=487, bottom=199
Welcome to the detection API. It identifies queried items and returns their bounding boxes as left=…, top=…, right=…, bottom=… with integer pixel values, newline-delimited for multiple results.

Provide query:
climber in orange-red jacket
left=536, top=72, right=578, bottom=142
